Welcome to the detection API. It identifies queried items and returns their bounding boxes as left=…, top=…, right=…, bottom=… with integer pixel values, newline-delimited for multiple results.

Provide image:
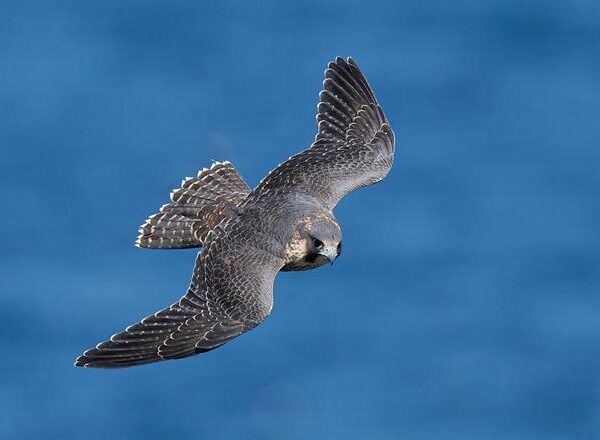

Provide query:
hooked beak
left=319, top=247, right=338, bottom=265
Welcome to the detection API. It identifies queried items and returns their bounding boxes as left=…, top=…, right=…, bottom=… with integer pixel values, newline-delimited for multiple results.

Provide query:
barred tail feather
left=136, top=161, right=250, bottom=249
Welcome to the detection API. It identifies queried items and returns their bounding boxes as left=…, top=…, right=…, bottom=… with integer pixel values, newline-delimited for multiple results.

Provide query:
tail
left=136, top=161, right=250, bottom=249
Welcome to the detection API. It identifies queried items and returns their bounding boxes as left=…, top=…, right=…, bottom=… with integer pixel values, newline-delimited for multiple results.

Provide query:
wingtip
left=331, top=56, right=356, bottom=66
left=325, top=57, right=358, bottom=79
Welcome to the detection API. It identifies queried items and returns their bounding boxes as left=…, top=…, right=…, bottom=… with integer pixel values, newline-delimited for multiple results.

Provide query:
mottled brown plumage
left=75, top=57, right=395, bottom=368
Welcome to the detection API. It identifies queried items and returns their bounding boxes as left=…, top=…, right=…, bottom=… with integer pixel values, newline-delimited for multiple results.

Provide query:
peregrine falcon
left=75, top=57, right=395, bottom=368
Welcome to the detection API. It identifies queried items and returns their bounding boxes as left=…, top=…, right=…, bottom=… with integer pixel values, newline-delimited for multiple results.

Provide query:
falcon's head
left=282, top=212, right=342, bottom=271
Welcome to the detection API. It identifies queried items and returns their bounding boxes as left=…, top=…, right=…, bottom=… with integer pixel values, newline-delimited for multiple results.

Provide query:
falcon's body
left=76, top=57, right=395, bottom=368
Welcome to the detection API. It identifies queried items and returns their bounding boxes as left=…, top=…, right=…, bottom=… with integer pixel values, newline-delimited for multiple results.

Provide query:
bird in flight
left=75, top=57, right=395, bottom=368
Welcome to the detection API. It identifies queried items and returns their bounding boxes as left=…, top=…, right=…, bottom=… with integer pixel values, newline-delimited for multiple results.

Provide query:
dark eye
left=312, top=238, right=324, bottom=250
left=337, top=241, right=342, bottom=255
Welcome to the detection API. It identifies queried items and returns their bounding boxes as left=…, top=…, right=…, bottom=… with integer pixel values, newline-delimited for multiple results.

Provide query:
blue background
left=2, top=1, right=599, bottom=438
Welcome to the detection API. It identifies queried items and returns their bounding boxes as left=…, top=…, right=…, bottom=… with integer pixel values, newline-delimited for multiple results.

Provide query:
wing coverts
left=76, top=224, right=282, bottom=368
left=255, top=57, right=395, bottom=209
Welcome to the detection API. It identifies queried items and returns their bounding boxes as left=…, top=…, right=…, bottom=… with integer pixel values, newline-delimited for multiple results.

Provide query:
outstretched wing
left=256, top=57, right=395, bottom=209
left=75, top=222, right=283, bottom=368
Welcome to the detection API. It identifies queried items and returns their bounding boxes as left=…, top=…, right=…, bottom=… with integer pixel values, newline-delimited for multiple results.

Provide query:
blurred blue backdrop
left=2, top=1, right=599, bottom=439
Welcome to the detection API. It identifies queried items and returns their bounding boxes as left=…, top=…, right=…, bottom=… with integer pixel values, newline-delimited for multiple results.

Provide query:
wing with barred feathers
left=75, top=222, right=284, bottom=368
left=255, top=57, right=395, bottom=209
